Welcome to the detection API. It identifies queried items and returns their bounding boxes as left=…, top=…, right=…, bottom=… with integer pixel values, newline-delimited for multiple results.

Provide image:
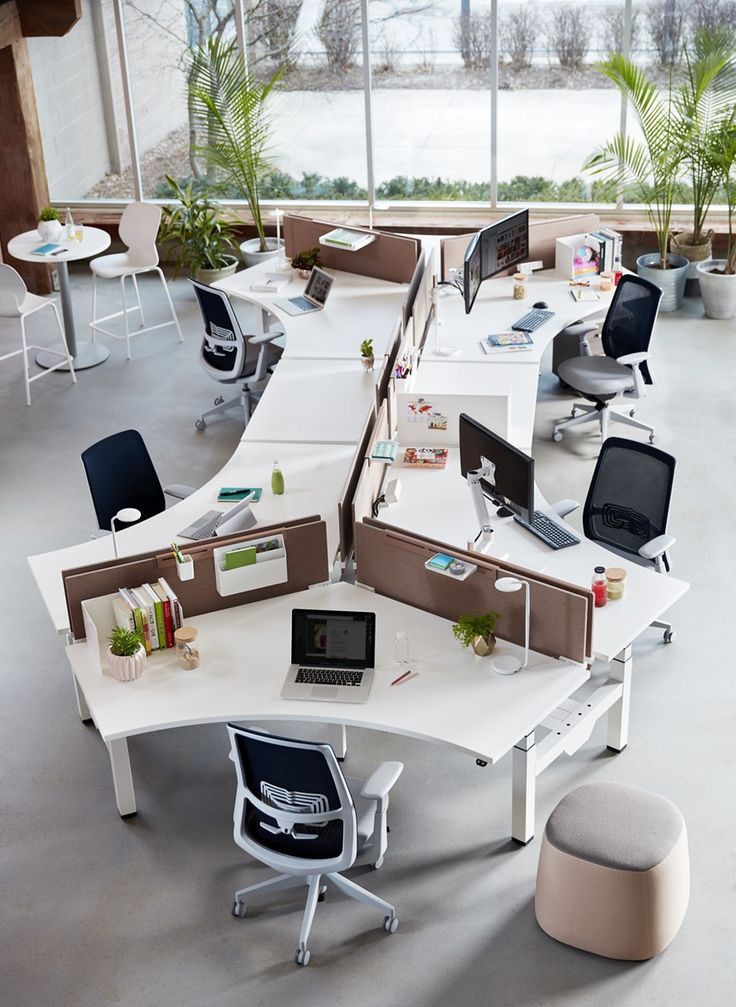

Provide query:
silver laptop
left=274, top=266, right=334, bottom=316
left=281, top=609, right=375, bottom=703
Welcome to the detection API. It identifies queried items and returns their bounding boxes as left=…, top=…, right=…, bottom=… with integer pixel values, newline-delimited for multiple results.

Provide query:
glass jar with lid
left=606, top=567, right=627, bottom=601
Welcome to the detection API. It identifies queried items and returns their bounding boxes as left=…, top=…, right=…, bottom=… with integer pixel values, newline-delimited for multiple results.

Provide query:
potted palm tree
left=188, top=37, right=281, bottom=268
left=697, top=122, right=736, bottom=318
left=670, top=29, right=736, bottom=294
left=584, top=54, right=689, bottom=311
left=158, top=176, right=239, bottom=284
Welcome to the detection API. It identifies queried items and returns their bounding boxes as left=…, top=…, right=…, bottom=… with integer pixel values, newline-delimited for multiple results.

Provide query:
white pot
left=240, top=237, right=283, bottom=268
left=38, top=219, right=63, bottom=242
left=696, top=260, right=736, bottom=320
left=636, top=252, right=689, bottom=312
left=107, top=644, right=146, bottom=683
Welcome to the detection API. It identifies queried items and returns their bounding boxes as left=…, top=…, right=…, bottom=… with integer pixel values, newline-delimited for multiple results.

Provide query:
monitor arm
left=467, top=462, right=495, bottom=552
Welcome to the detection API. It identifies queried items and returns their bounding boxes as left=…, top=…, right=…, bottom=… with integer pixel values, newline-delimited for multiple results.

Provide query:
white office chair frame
left=227, top=725, right=402, bottom=967
left=88, top=203, right=183, bottom=359
left=0, top=264, right=76, bottom=405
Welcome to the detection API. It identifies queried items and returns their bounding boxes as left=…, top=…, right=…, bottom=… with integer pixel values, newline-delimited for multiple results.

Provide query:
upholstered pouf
left=535, top=782, right=689, bottom=960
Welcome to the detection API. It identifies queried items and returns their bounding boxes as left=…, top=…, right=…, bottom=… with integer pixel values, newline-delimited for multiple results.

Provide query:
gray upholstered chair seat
left=557, top=356, right=635, bottom=398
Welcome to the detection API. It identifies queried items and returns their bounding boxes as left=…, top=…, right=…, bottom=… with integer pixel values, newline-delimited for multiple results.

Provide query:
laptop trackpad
left=313, top=686, right=339, bottom=699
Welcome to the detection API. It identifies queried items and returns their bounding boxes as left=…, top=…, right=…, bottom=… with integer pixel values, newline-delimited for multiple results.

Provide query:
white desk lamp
left=271, top=208, right=290, bottom=273
left=111, top=507, right=141, bottom=559
left=492, top=576, right=530, bottom=675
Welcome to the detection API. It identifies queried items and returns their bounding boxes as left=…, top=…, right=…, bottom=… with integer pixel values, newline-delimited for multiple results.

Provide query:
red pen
left=390, top=668, right=413, bottom=686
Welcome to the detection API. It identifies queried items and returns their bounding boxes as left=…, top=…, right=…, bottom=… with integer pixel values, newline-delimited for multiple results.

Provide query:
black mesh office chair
left=553, top=275, right=663, bottom=444
left=81, top=429, right=195, bottom=532
left=227, top=724, right=402, bottom=967
left=191, top=280, right=283, bottom=430
left=583, top=436, right=676, bottom=641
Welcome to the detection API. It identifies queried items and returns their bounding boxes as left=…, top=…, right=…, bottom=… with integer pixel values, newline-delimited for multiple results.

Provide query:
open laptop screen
left=291, top=609, right=375, bottom=669
left=305, top=267, right=334, bottom=306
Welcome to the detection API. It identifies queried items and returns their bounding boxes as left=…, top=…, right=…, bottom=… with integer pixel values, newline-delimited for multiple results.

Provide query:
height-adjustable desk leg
left=107, top=738, right=137, bottom=817
left=325, top=723, right=348, bottom=760
left=607, top=644, right=633, bottom=752
left=512, top=731, right=536, bottom=844
left=72, top=673, right=92, bottom=723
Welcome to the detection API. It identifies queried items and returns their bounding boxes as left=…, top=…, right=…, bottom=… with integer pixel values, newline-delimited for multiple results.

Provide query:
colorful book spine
left=130, top=587, right=159, bottom=651
left=142, top=584, right=167, bottom=649
left=152, top=583, right=174, bottom=648
left=158, top=577, right=183, bottom=631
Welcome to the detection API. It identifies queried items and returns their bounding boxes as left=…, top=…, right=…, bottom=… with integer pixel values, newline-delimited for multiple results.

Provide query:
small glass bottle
left=271, top=460, right=284, bottom=495
left=606, top=567, right=627, bottom=601
left=592, top=566, right=607, bottom=608
left=64, top=207, right=75, bottom=240
left=394, top=630, right=410, bottom=666
left=174, top=626, right=200, bottom=669
left=512, top=272, right=527, bottom=300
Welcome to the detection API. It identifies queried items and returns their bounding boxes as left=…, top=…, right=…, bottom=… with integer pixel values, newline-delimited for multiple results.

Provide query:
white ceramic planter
left=240, top=237, right=283, bottom=268
left=107, top=645, right=146, bottom=683
left=38, top=219, right=63, bottom=242
left=636, top=253, right=689, bottom=312
left=696, top=260, right=736, bottom=320
left=194, top=257, right=238, bottom=285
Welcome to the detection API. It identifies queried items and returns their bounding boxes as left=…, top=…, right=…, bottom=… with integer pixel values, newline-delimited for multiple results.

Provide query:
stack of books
left=480, top=331, right=534, bottom=354
left=585, top=228, right=623, bottom=277
left=402, top=447, right=448, bottom=469
left=113, top=578, right=183, bottom=656
left=318, top=228, right=376, bottom=252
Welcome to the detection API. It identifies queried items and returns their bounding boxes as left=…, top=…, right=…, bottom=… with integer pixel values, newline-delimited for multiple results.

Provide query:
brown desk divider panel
left=351, top=402, right=390, bottom=531
left=337, top=407, right=381, bottom=563
left=63, top=517, right=328, bottom=642
left=375, top=316, right=402, bottom=414
left=355, top=520, right=592, bottom=664
left=283, top=215, right=420, bottom=284
left=412, top=247, right=436, bottom=350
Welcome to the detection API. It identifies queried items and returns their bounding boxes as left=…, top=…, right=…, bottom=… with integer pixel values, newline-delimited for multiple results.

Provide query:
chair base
left=554, top=402, right=655, bottom=444
left=232, top=869, right=397, bottom=966
left=196, top=380, right=268, bottom=430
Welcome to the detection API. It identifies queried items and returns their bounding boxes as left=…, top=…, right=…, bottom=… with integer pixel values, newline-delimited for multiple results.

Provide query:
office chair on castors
left=81, top=429, right=196, bottom=533
left=553, top=275, right=662, bottom=445
left=227, top=724, right=403, bottom=967
left=191, top=280, right=283, bottom=430
left=557, top=436, right=677, bottom=643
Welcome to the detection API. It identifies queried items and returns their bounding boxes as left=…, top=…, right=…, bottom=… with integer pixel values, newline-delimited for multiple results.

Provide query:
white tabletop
left=379, top=448, right=688, bottom=661
left=241, top=358, right=378, bottom=444
left=28, top=440, right=357, bottom=634
left=68, top=582, right=589, bottom=763
left=8, top=226, right=111, bottom=263
left=214, top=261, right=407, bottom=361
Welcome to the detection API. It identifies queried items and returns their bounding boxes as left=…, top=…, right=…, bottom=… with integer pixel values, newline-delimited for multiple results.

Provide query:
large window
left=28, top=0, right=731, bottom=212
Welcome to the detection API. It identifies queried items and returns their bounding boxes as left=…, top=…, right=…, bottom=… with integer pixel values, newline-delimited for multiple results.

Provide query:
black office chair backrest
left=229, top=725, right=356, bottom=867
left=601, top=274, right=662, bottom=384
left=81, top=429, right=165, bottom=531
left=583, top=436, right=675, bottom=562
left=190, top=279, right=246, bottom=380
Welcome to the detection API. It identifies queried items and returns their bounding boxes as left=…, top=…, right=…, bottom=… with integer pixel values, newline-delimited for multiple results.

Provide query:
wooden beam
left=0, top=38, right=52, bottom=293
left=0, top=3, right=21, bottom=49
left=18, top=0, right=81, bottom=38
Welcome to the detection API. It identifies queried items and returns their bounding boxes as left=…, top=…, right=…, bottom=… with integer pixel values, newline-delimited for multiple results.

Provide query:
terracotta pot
left=471, top=633, right=496, bottom=657
left=107, top=644, right=146, bottom=682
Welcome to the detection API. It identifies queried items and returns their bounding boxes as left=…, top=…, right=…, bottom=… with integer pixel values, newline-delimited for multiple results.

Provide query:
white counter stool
left=535, top=782, right=689, bottom=960
left=0, top=264, right=76, bottom=404
left=89, top=202, right=183, bottom=359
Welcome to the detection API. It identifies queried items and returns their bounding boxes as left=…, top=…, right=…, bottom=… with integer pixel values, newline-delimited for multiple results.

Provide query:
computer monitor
left=463, top=209, right=530, bottom=314
left=459, top=413, right=534, bottom=523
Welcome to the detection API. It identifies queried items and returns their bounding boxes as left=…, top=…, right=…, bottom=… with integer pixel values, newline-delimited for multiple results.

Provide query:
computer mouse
left=533, top=301, right=548, bottom=309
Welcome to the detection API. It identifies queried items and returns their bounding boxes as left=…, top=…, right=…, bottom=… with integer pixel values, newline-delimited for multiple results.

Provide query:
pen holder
left=176, top=556, right=195, bottom=582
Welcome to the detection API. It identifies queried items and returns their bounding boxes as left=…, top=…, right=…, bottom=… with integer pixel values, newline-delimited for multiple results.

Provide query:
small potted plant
left=360, top=338, right=375, bottom=371
left=159, top=175, right=239, bottom=284
left=452, top=611, right=502, bottom=657
left=107, top=626, right=146, bottom=682
left=290, top=247, right=322, bottom=278
left=38, top=206, right=63, bottom=242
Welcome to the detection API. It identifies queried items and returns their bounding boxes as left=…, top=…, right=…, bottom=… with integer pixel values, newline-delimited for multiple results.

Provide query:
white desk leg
left=512, top=731, right=536, bottom=844
left=325, top=724, right=348, bottom=760
left=607, top=644, right=633, bottom=752
left=107, top=738, right=137, bottom=817
left=72, top=673, right=92, bottom=723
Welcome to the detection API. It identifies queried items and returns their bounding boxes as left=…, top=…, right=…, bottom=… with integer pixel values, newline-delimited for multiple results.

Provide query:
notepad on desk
left=570, top=287, right=600, bottom=302
left=32, top=243, right=65, bottom=256
left=480, top=330, right=534, bottom=354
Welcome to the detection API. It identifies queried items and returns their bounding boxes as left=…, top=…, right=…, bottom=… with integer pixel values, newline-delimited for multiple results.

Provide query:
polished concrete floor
left=1, top=271, right=734, bottom=1007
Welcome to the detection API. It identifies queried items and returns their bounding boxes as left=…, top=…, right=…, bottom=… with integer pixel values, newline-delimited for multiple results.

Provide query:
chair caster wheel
left=383, top=914, right=399, bottom=933
left=195, top=419, right=206, bottom=431
left=295, top=946, right=311, bottom=966
left=663, top=629, right=675, bottom=644
left=553, top=431, right=563, bottom=442
left=232, top=900, right=246, bottom=918
left=629, top=409, right=636, bottom=417
left=214, top=395, right=225, bottom=406
left=571, top=407, right=577, bottom=418
left=649, top=434, right=656, bottom=444
left=372, top=856, right=384, bottom=870
left=318, top=885, right=327, bottom=902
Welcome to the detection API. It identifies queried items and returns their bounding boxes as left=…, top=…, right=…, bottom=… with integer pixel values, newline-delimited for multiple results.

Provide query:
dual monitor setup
left=462, top=209, right=529, bottom=315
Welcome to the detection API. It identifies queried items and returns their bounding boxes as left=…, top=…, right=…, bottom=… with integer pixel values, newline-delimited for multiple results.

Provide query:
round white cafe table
left=7, top=226, right=112, bottom=370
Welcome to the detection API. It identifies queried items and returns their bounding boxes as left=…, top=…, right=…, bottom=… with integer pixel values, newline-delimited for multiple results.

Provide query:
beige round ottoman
left=535, top=782, right=689, bottom=960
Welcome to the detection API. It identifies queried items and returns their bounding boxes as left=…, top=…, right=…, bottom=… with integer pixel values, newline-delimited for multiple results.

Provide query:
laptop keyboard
left=289, top=296, right=314, bottom=310
left=295, top=667, right=364, bottom=687
left=178, top=510, right=222, bottom=541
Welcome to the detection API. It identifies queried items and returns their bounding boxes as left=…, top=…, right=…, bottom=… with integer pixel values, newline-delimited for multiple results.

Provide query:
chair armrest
left=361, top=761, right=403, bottom=800
left=563, top=321, right=599, bottom=338
left=164, top=483, right=197, bottom=500
left=615, top=351, right=650, bottom=367
left=639, top=534, right=675, bottom=562
left=248, top=332, right=281, bottom=346
left=550, top=498, right=580, bottom=520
